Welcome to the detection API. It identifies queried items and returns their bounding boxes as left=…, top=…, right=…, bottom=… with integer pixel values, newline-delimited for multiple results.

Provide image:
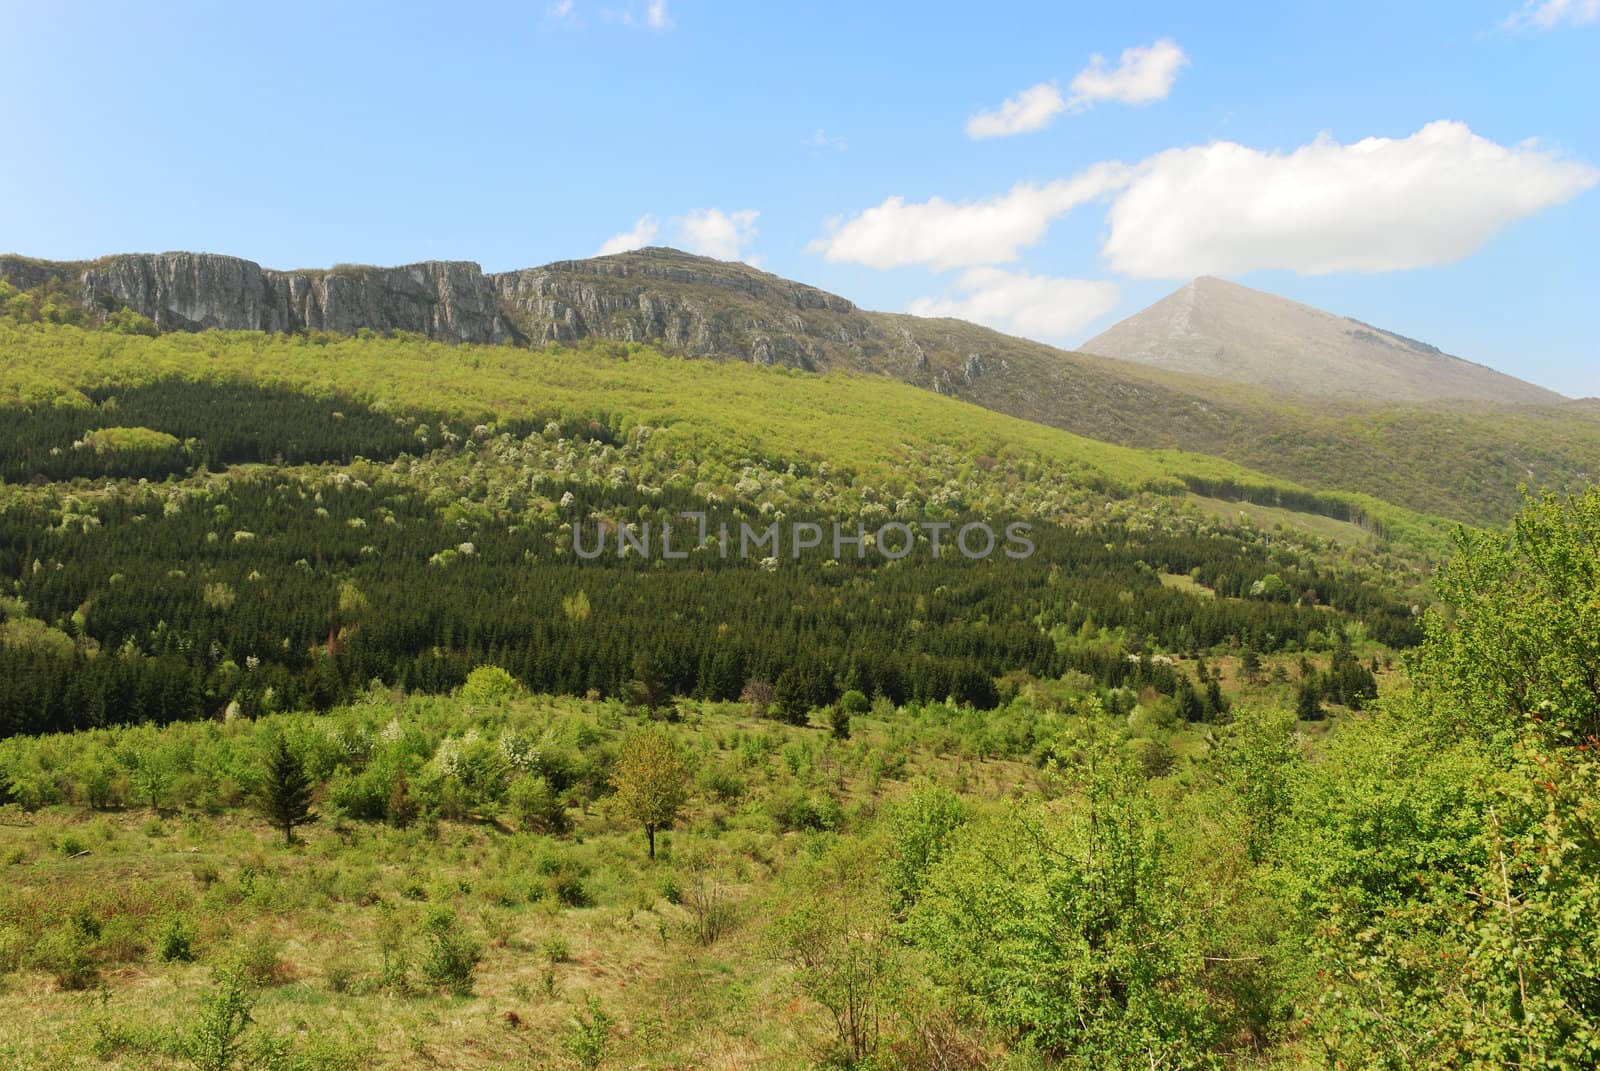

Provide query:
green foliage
left=838, top=689, right=870, bottom=716
left=181, top=968, right=257, bottom=1071
left=883, top=781, right=967, bottom=914
left=609, top=727, right=689, bottom=858
left=561, top=996, right=615, bottom=1071
left=827, top=704, right=851, bottom=740
left=1409, top=486, right=1600, bottom=745
left=507, top=773, right=568, bottom=834
left=257, top=733, right=315, bottom=844
left=158, top=914, right=198, bottom=963
left=769, top=839, right=898, bottom=1067
left=458, top=665, right=520, bottom=707
left=908, top=750, right=1217, bottom=1065
left=35, top=914, right=100, bottom=990
left=420, top=907, right=482, bottom=997
left=1305, top=743, right=1600, bottom=1068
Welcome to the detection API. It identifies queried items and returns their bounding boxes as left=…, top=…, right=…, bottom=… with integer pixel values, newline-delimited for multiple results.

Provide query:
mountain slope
left=4, top=248, right=1596, bottom=526
left=1081, top=276, right=1563, bottom=405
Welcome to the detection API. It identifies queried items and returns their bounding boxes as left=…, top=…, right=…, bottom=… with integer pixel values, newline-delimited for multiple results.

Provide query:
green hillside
left=0, top=317, right=1597, bottom=1070
left=7, top=252, right=1596, bottom=528
left=0, top=321, right=1454, bottom=551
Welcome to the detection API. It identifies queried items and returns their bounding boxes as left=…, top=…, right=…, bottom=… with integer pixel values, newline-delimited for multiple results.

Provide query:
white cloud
left=676, top=208, right=760, bottom=262
left=966, top=82, right=1067, bottom=140
left=909, top=268, right=1120, bottom=341
left=1068, top=38, right=1188, bottom=109
left=548, top=0, right=574, bottom=16
left=808, top=163, right=1129, bottom=270
left=602, top=1, right=671, bottom=29
left=1102, top=120, right=1600, bottom=278
left=1504, top=0, right=1599, bottom=29
left=964, top=39, right=1186, bottom=139
left=809, top=128, right=849, bottom=153
left=596, top=214, right=658, bottom=255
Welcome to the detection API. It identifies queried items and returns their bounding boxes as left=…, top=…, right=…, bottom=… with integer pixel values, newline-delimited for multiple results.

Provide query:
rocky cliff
left=1, top=248, right=905, bottom=368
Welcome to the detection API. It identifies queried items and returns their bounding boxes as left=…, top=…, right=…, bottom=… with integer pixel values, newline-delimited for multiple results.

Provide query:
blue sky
left=3, top=0, right=1597, bottom=395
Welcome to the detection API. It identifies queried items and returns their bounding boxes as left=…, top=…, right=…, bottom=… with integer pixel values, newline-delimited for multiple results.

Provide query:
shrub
left=421, top=908, right=481, bottom=996
left=548, top=870, right=592, bottom=908
left=181, top=968, right=258, bottom=1071
left=884, top=781, right=967, bottom=913
left=767, top=787, right=842, bottom=833
left=542, top=933, right=571, bottom=964
left=35, top=921, right=98, bottom=990
left=324, top=958, right=358, bottom=994
left=459, top=665, right=520, bottom=706
left=682, top=871, right=738, bottom=946
left=227, top=931, right=284, bottom=987
left=561, top=997, right=615, bottom=1071
left=698, top=765, right=745, bottom=803
left=828, top=705, right=851, bottom=740
left=508, top=774, right=568, bottom=834
left=158, top=915, right=198, bottom=963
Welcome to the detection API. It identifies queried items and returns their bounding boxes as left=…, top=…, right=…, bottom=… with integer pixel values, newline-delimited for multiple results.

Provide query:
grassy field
left=0, top=687, right=1208, bottom=1070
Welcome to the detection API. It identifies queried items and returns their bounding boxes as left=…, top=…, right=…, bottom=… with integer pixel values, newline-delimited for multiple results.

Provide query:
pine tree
left=1205, top=679, right=1229, bottom=720
left=1296, top=679, right=1324, bottom=721
left=258, top=733, right=315, bottom=845
left=1241, top=644, right=1263, bottom=683
left=1174, top=679, right=1204, bottom=722
left=828, top=704, right=851, bottom=740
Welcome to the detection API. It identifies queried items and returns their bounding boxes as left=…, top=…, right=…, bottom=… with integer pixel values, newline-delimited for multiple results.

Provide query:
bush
left=698, top=765, right=745, bottom=802
left=508, top=774, right=568, bottom=834
left=885, top=781, right=967, bottom=913
left=542, top=934, right=571, bottom=963
left=767, top=788, right=842, bottom=833
left=327, top=762, right=392, bottom=821
left=421, top=908, right=481, bottom=996
left=227, top=931, right=284, bottom=987
left=459, top=665, right=520, bottom=706
left=35, top=921, right=98, bottom=990
left=828, top=705, right=851, bottom=740
left=324, top=958, right=358, bottom=994
left=548, top=870, right=592, bottom=908
left=561, top=997, right=615, bottom=1071
left=158, top=915, right=198, bottom=963
left=181, top=969, right=257, bottom=1071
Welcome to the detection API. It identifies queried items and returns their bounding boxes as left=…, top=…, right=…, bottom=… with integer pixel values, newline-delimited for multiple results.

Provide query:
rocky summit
left=1081, top=275, right=1564, bottom=405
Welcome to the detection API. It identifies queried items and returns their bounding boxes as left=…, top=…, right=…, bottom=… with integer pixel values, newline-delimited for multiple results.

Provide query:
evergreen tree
left=1204, top=679, right=1229, bottom=721
left=1296, top=679, right=1324, bottom=721
left=258, top=733, right=315, bottom=845
left=774, top=667, right=813, bottom=726
left=1241, top=644, right=1263, bottom=683
left=1174, top=679, right=1204, bottom=722
left=828, top=704, right=851, bottom=740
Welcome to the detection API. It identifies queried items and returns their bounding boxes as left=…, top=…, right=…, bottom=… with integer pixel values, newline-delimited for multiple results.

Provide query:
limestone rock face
left=2, top=247, right=884, bottom=370
left=490, top=249, right=868, bottom=369
left=60, top=253, right=512, bottom=341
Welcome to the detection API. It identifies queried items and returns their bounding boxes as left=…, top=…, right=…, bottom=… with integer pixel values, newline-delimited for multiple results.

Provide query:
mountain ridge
left=4, top=247, right=1595, bottom=526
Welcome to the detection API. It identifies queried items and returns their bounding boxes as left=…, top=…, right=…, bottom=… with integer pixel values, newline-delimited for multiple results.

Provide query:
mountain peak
left=1081, top=277, right=1563, bottom=405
